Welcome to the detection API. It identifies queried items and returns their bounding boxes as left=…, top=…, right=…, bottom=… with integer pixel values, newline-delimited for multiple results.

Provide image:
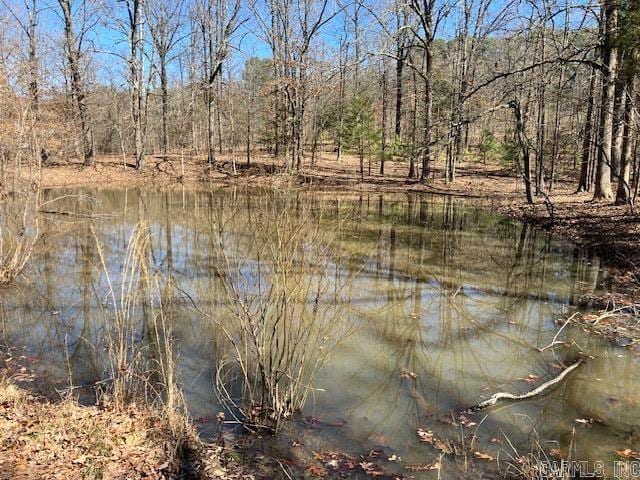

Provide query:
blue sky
left=0, top=0, right=598, bottom=91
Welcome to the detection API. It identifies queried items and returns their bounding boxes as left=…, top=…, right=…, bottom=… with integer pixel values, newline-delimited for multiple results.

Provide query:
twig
left=538, top=312, right=579, bottom=351
left=468, top=359, right=584, bottom=411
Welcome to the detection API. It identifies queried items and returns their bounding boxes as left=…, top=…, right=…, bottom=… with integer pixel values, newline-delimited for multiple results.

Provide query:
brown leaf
left=516, top=374, right=540, bottom=384
left=406, top=461, right=441, bottom=472
left=359, top=461, right=385, bottom=477
left=615, top=449, right=640, bottom=459
left=306, top=464, right=327, bottom=477
left=417, top=428, right=434, bottom=444
left=474, top=451, right=494, bottom=461
left=435, top=440, right=453, bottom=454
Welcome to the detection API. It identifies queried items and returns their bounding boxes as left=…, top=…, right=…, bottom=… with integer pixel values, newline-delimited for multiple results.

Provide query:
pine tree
left=341, top=95, right=381, bottom=180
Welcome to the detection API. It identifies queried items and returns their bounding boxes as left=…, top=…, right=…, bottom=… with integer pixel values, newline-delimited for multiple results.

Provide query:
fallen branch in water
left=40, top=210, right=118, bottom=218
left=467, top=359, right=584, bottom=411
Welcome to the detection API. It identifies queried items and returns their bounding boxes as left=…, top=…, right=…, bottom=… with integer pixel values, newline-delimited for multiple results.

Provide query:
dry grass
left=0, top=212, right=252, bottom=478
left=92, top=221, right=179, bottom=408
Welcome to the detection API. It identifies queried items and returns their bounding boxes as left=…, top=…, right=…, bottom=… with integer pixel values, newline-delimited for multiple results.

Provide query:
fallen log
left=467, top=359, right=584, bottom=412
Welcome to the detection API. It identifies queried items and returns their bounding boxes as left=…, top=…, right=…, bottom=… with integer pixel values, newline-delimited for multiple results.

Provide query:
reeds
left=92, top=221, right=182, bottom=420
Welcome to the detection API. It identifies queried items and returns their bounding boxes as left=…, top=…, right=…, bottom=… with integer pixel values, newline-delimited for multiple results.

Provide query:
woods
left=3, top=1, right=640, bottom=478
left=1, top=0, right=640, bottom=202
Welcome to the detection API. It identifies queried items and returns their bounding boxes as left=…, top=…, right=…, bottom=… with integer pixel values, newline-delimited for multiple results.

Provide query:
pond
left=2, top=187, right=639, bottom=479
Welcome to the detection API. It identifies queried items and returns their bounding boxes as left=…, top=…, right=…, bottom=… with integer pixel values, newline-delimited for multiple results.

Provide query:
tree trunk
left=394, top=49, right=404, bottom=138
left=593, top=1, right=618, bottom=201
left=28, top=0, right=39, bottom=114
left=578, top=67, right=597, bottom=192
left=336, top=42, right=345, bottom=161
left=380, top=60, right=388, bottom=175
left=160, top=56, right=169, bottom=156
left=59, top=0, right=94, bottom=167
left=535, top=33, right=547, bottom=195
left=394, top=2, right=407, bottom=139
left=611, top=62, right=626, bottom=177
left=409, top=68, right=418, bottom=179
left=420, top=41, right=433, bottom=183
left=615, top=75, right=636, bottom=205
left=512, top=100, right=534, bottom=205
left=129, top=0, right=145, bottom=170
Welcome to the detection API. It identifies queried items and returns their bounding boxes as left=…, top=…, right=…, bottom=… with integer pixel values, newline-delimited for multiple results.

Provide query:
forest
left=1, top=0, right=640, bottom=479
left=0, top=0, right=638, bottom=207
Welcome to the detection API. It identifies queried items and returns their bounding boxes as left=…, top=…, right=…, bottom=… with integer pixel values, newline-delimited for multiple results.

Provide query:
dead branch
left=538, top=312, right=579, bottom=351
left=467, top=359, right=584, bottom=411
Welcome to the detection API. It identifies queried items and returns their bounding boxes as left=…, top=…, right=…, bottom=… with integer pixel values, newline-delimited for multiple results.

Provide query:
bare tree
left=393, top=0, right=412, bottom=139
left=195, top=0, right=241, bottom=167
left=408, top=0, right=437, bottom=182
left=58, top=0, right=95, bottom=166
left=148, top=0, right=185, bottom=156
left=593, top=0, right=618, bottom=201
left=123, top=0, right=147, bottom=170
left=577, top=65, right=599, bottom=192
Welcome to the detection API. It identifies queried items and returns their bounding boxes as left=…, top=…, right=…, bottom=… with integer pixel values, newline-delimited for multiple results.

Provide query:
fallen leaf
left=417, top=429, right=434, bottom=444
left=367, top=449, right=385, bottom=459
left=306, top=464, right=327, bottom=477
left=359, top=461, right=385, bottom=476
left=434, top=440, right=453, bottom=454
left=406, top=461, right=441, bottom=472
left=615, top=449, right=640, bottom=459
left=474, top=451, right=494, bottom=461
left=399, top=369, right=417, bottom=380
left=516, top=374, right=540, bottom=384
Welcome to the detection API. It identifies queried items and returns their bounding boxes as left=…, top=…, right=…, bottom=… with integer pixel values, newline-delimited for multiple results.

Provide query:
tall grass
left=92, top=221, right=181, bottom=416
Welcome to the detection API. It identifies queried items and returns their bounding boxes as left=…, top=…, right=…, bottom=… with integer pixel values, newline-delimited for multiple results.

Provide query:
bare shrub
left=0, top=190, right=39, bottom=285
left=187, top=193, right=358, bottom=430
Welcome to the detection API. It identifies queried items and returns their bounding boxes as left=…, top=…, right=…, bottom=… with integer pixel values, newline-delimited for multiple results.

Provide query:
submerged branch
left=467, top=359, right=584, bottom=411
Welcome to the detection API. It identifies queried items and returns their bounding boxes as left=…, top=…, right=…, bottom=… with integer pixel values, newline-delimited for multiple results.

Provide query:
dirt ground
left=31, top=151, right=640, bottom=294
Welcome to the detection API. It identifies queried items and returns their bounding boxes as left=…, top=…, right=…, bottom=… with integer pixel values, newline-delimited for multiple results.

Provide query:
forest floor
left=0, top=350, right=248, bottom=480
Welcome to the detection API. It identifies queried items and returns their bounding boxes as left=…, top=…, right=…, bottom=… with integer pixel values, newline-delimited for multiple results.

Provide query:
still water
left=2, top=188, right=639, bottom=479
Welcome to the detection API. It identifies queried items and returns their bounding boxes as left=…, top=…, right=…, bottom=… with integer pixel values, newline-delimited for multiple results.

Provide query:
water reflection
left=1, top=188, right=637, bottom=479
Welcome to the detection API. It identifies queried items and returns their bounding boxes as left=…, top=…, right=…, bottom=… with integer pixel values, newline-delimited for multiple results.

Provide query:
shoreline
left=31, top=153, right=639, bottom=292
left=33, top=153, right=640, bottom=348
